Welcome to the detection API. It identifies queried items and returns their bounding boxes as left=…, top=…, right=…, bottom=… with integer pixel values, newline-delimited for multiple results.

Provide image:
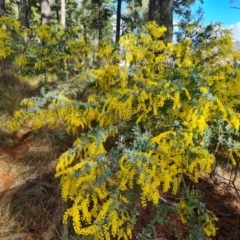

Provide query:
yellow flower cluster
left=203, top=213, right=218, bottom=237
left=97, top=41, right=114, bottom=59
left=95, top=65, right=121, bottom=91
left=0, top=17, right=21, bottom=59
left=52, top=127, right=136, bottom=239
left=115, top=129, right=215, bottom=209
left=177, top=200, right=191, bottom=223
left=36, top=25, right=59, bottom=44
left=178, top=200, right=218, bottom=237
left=145, top=21, right=167, bottom=38
left=100, top=90, right=134, bottom=122
left=187, top=147, right=214, bottom=182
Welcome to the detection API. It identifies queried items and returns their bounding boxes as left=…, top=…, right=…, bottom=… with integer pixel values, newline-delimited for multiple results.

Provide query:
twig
left=159, top=196, right=177, bottom=206
left=214, top=140, right=221, bottom=155
left=214, top=211, right=240, bottom=219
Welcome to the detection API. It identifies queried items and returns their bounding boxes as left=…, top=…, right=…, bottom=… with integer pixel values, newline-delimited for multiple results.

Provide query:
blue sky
left=193, top=0, right=240, bottom=40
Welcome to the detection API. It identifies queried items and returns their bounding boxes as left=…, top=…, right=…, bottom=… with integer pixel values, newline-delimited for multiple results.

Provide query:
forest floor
left=0, top=78, right=240, bottom=240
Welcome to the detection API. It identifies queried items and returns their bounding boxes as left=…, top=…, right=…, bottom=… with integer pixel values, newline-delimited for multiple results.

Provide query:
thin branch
left=214, top=140, right=221, bottom=155
left=159, top=196, right=177, bottom=206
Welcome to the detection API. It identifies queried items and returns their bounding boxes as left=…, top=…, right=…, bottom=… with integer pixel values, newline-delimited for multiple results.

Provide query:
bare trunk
left=83, top=22, right=88, bottom=44
left=23, top=0, right=30, bottom=28
left=116, top=0, right=121, bottom=43
left=56, top=8, right=59, bottom=22
left=0, top=0, right=5, bottom=17
left=55, top=0, right=60, bottom=22
left=60, top=0, right=65, bottom=28
left=148, top=0, right=156, bottom=21
left=159, top=0, right=173, bottom=43
left=41, top=0, right=51, bottom=25
left=98, top=0, right=103, bottom=42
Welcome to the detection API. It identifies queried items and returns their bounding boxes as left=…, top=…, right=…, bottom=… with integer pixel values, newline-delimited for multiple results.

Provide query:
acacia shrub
left=14, top=24, right=90, bottom=81
left=0, top=16, right=91, bottom=82
left=8, top=22, right=240, bottom=239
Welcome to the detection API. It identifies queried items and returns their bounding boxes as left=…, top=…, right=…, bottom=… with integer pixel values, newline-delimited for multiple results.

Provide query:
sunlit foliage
left=7, top=20, right=240, bottom=239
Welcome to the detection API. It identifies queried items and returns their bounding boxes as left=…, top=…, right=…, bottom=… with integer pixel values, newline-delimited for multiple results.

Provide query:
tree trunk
left=83, top=22, right=88, bottom=45
left=60, top=0, right=65, bottom=28
left=159, top=0, right=173, bottom=43
left=98, top=0, right=103, bottom=43
left=41, top=0, right=51, bottom=25
left=23, top=0, right=30, bottom=28
left=116, top=0, right=122, bottom=43
left=0, top=0, right=5, bottom=17
left=55, top=0, right=60, bottom=22
left=56, top=8, right=59, bottom=22
left=148, top=0, right=156, bottom=21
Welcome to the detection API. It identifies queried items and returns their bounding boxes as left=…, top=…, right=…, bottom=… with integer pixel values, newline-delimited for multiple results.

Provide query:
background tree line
left=0, top=0, right=204, bottom=44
